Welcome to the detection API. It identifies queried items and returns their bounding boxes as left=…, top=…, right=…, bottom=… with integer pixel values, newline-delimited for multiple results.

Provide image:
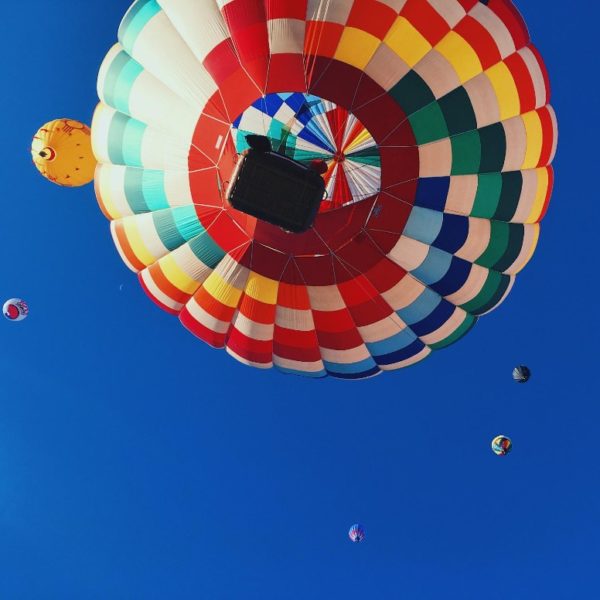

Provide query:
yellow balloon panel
left=31, top=119, right=96, bottom=187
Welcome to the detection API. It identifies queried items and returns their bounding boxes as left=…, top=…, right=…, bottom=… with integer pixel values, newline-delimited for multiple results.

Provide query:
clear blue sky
left=1, top=2, right=596, bottom=598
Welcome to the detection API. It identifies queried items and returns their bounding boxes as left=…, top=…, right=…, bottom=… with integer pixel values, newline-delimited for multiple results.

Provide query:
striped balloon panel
left=92, top=0, right=557, bottom=379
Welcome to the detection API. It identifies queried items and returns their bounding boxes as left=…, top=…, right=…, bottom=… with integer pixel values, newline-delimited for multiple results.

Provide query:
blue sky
left=1, top=1, right=597, bottom=598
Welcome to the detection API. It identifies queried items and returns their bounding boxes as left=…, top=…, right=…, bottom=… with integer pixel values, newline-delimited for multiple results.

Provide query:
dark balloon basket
left=227, top=147, right=325, bottom=233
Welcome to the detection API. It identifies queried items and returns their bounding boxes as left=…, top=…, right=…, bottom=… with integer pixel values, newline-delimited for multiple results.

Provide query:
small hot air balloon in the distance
left=491, top=435, right=512, bottom=456
left=32, top=119, right=96, bottom=186
left=3, top=298, right=29, bottom=322
left=513, top=365, right=531, bottom=383
left=348, top=524, right=365, bottom=543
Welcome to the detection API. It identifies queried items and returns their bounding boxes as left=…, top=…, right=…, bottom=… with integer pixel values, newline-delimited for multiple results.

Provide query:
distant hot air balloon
left=348, top=524, right=365, bottom=543
left=91, top=0, right=557, bottom=379
left=32, top=119, right=96, bottom=186
left=3, top=298, right=29, bottom=322
left=491, top=435, right=512, bottom=456
left=512, top=365, right=531, bottom=383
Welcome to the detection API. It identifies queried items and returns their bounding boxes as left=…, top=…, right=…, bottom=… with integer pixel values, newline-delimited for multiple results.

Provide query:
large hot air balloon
left=32, top=119, right=96, bottom=186
left=3, top=298, right=29, bottom=322
left=91, top=0, right=557, bottom=379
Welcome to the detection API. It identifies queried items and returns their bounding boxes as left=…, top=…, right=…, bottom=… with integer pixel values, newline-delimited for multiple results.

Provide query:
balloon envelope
left=32, top=119, right=96, bottom=186
left=3, top=298, right=29, bottom=322
left=92, top=0, right=557, bottom=379
left=491, top=435, right=512, bottom=456
left=349, top=524, right=365, bottom=543
left=512, top=365, right=531, bottom=383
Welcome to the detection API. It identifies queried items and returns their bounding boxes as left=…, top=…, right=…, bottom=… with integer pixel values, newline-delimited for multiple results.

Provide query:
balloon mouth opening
left=231, top=93, right=382, bottom=215
left=39, top=147, right=56, bottom=161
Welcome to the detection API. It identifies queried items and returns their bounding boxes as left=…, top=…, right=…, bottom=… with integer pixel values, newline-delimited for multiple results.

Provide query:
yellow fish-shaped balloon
left=32, top=119, right=96, bottom=187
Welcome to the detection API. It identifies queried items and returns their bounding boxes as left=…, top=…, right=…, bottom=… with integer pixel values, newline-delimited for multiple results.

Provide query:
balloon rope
left=304, top=0, right=332, bottom=90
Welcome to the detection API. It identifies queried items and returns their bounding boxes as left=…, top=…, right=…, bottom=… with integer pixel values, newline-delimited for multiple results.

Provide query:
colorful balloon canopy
left=491, top=435, right=512, bottom=455
left=3, top=298, right=29, bottom=322
left=92, top=0, right=557, bottom=379
left=349, top=524, right=366, bottom=543
left=32, top=119, right=96, bottom=187
left=512, top=364, right=530, bottom=383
